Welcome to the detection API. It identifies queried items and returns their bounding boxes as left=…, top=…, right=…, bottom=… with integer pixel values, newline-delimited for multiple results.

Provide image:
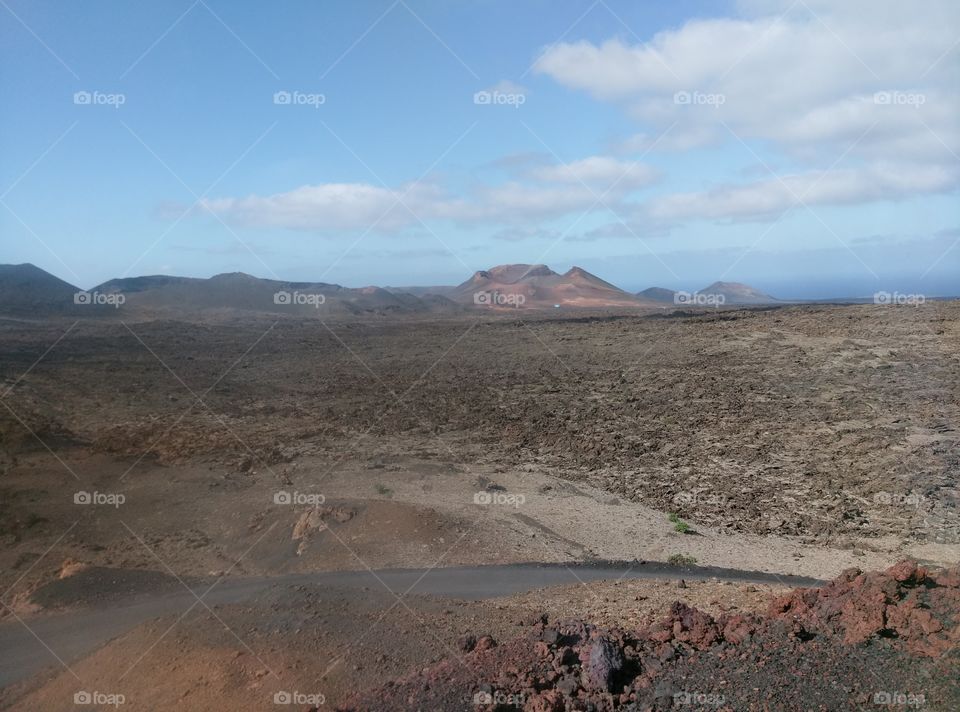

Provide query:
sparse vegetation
left=668, top=513, right=692, bottom=534
left=668, top=553, right=698, bottom=566
left=375, top=483, right=393, bottom=497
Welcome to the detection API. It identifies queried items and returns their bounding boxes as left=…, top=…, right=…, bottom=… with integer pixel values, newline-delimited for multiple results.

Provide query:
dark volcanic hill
left=6, top=263, right=782, bottom=318
left=0, top=265, right=461, bottom=319
left=0, top=263, right=101, bottom=317
left=637, top=286, right=678, bottom=303
left=697, top=281, right=777, bottom=304
left=93, top=272, right=461, bottom=316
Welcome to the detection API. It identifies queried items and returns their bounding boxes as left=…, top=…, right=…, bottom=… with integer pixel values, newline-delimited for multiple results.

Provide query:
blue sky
left=2, top=0, right=957, bottom=297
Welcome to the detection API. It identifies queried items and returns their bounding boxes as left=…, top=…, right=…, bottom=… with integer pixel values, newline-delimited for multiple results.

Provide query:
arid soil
left=0, top=302, right=958, bottom=710
left=3, top=303, right=958, bottom=544
left=10, top=563, right=958, bottom=711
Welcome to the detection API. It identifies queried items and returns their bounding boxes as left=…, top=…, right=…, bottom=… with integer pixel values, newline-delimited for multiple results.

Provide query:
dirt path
left=0, top=561, right=819, bottom=688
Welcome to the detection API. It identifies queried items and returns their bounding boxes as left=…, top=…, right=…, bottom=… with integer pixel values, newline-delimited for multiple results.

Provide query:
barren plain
left=1, top=301, right=958, bottom=710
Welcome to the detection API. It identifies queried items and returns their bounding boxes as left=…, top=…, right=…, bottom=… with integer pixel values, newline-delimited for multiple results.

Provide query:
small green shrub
left=668, top=513, right=693, bottom=533
left=375, top=483, right=393, bottom=497
left=668, top=553, right=698, bottom=566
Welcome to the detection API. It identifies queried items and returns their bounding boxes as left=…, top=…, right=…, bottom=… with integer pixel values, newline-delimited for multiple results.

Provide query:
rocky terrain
left=3, top=561, right=956, bottom=711
left=341, top=561, right=960, bottom=711
left=1, top=287, right=957, bottom=711
left=2, top=301, right=956, bottom=547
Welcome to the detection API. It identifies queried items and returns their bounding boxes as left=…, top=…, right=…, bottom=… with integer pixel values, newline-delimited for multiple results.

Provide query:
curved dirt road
left=0, top=561, right=820, bottom=688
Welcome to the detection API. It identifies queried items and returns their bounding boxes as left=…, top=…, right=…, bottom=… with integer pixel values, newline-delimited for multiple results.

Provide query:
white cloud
left=535, top=0, right=960, bottom=220
left=528, top=155, right=660, bottom=190
left=199, top=183, right=442, bottom=232
left=197, top=164, right=647, bottom=233
left=490, top=226, right=562, bottom=242
left=647, top=164, right=959, bottom=223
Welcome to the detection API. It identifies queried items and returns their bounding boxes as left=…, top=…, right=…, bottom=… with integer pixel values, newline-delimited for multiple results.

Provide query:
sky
left=1, top=0, right=958, bottom=298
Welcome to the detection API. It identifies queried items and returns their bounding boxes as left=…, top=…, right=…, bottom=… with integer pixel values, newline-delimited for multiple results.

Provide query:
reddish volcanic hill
left=454, top=264, right=655, bottom=309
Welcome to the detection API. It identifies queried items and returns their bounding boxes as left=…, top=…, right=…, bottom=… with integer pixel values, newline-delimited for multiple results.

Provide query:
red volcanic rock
left=475, top=635, right=497, bottom=652
left=338, top=561, right=960, bottom=711
left=768, top=560, right=960, bottom=655
left=640, top=602, right=723, bottom=650
left=720, top=614, right=756, bottom=645
left=524, top=689, right=566, bottom=712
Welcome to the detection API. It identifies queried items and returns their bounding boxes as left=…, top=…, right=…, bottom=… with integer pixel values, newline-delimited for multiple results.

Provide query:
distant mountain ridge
left=638, top=281, right=778, bottom=305
left=92, top=272, right=462, bottom=316
left=0, top=263, right=790, bottom=317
